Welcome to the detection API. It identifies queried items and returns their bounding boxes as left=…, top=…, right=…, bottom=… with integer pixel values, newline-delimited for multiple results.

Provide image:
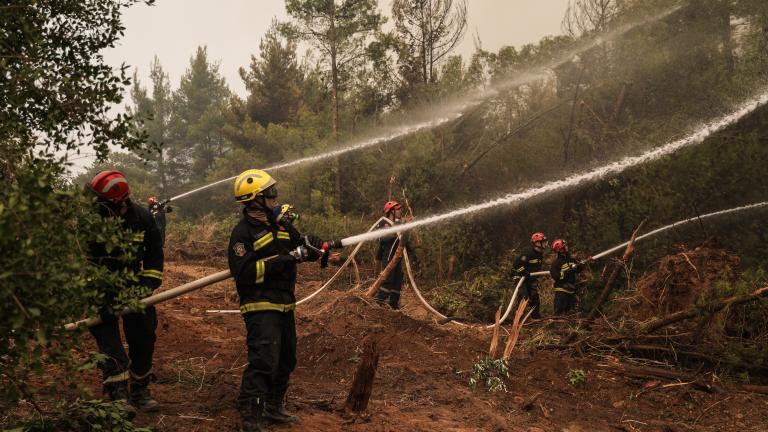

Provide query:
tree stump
left=344, top=338, right=380, bottom=413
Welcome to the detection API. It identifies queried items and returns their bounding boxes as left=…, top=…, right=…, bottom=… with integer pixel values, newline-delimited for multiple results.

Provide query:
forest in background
left=77, top=0, right=768, bottom=303
left=3, top=0, right=768, bottom=428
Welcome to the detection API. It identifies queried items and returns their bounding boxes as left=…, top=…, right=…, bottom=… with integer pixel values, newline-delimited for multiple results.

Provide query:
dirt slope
left=100, top=260, right=768, bottom=432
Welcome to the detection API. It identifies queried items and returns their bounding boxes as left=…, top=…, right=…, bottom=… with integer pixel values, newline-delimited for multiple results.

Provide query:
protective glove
left=304, top=235, right=324, bottom=251
left=98, top=304, right=118, bottom=325
left=271, top=253, right=299, bottom=268
left=164, top=205, right=173, bottom=213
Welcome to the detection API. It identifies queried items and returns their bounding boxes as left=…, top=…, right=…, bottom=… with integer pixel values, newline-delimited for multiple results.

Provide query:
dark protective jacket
left=513, top=247, right=544, bottom=279
left=148, top=202, right=167, bottom=232
left=375, top=219, right=405, bottom=289
left=228, top=211, right=303, bottom=314
left=550, top=253, right=581, bottom=294
left=89, top=199, right=164, bottom=297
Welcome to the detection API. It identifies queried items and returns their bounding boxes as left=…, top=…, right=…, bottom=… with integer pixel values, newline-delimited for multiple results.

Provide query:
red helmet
left=148, top=196, right=157, bottom=205
left=531, top=232, right=547, bottom=243
left=90, top=170, right=130, bottom=203
left=552, top=239, right=568, bottom=253
left=383, top=200, right=401, bottom=214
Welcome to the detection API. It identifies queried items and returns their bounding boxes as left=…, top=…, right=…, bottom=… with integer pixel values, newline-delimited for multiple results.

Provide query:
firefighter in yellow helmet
left=228, top=169, right=328, bottom=432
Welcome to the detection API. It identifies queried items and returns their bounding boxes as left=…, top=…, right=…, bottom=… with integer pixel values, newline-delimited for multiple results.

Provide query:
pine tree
left=283, top=0, right=385, bottom=209
left=172, top=46, right=230, bottom=181
left=240, top=20, right=303, bottom=127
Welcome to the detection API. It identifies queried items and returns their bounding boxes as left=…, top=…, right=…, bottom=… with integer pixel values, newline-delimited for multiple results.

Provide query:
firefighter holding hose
left=550, top=239, right=587, bottom=315
left=147, top=196, right=172, bottom=246
left=374, top=200, right=408, bottom=309
left=87, top=170, right=164, bottom=417
left=228, top=169, right=331, bottom=432
left=511, top=232, right=549, bottom=319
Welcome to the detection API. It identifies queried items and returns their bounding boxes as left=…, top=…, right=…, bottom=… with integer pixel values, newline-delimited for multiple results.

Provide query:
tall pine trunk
left=330, top=17, right=342, bottom=211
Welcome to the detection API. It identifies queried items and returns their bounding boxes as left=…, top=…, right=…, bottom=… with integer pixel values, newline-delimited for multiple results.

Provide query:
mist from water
left=169, top=6, right=680, bottom=203
left=341, top=90, right=768, bottom=246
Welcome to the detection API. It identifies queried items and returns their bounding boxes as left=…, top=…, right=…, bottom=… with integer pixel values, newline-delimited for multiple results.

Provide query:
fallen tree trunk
left=598, top=363, right=723, bottom=393
left=638, top=286, right=768, bottom=335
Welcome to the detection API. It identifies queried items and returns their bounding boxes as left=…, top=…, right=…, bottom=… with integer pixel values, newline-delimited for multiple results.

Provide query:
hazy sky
left=105, top=0, right=571, bottom=97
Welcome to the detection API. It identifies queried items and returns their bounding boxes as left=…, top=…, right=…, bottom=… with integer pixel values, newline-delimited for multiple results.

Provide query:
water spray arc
left=167, top=6, right=680, bottom=204
left=528, top=201, right=768, bottom=278
left=338, top=91, right=768, bottom=248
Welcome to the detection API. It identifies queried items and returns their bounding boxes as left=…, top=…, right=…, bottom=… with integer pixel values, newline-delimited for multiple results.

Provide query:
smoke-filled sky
left=104, top=0, right=571, bottom=97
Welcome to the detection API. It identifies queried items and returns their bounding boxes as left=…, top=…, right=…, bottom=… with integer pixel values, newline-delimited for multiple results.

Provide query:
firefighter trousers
left=89, top=306, right=158, bottom=383
left=553, top=290, right=576, bottom=315
left=520, top=279, right=541, bottom=319
left=239, top=310, right=297, bottom=405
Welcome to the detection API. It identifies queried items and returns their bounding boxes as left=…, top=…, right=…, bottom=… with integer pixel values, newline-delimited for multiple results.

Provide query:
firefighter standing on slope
left=374, top=200, right=408, bottom=309
left=550, top=239, right=588, bottom=315
left=87, top=170, right=164, bottom=418
left=228, top=169, right=330, bottom=432
left=512, top=232, right=549, bottom=319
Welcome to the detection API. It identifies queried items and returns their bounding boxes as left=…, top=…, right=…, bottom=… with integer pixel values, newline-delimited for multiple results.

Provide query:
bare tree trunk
left=344, top=338, right=380, bottom=412
left=330, top=39, right=342, bottom=211
left=366, top=240, right=405, bottom=297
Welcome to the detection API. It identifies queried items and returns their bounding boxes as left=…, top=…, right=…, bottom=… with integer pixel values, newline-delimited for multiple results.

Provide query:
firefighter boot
left=237, top=398, right=267, bottom=432
left=105, top=381, right=137, bottom=420
left=264, top=389, right=300, bottom=424
left=130, top=373, right=160, bottom=412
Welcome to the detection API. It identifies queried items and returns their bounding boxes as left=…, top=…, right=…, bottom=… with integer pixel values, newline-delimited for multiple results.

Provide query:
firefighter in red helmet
left=511, top=232, right=549, bottom=319
left=549, top=239, right=585, bottom=315
left=86, top=170, right=164, bottom=417
left=374, top=201, right=407, bottom=309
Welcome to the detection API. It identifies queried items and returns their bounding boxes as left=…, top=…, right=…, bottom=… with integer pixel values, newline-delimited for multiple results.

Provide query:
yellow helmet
left=233, top=169, right=277, bottom=203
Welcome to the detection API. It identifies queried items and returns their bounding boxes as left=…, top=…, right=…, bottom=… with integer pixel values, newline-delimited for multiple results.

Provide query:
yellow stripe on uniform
left=240, top=302, right=296, bottom=314
left=255, top=260, right=266, bottom=284
left=554, top=287, right=575, bottom=294
left=142, top=269, right=163, bottom=279
left=276, top=231, right=290, bottom=240
left=253, top=233, right=273, bottom=250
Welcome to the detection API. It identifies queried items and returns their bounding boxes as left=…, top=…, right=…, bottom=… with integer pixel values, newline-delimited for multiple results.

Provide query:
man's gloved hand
left=277, top=252, right=300, bottom=264
left=165, top=205, right=173, bottom=213
left=98, top=305, right=118, bottom=325
left=304, top=235, right=324, bottom=251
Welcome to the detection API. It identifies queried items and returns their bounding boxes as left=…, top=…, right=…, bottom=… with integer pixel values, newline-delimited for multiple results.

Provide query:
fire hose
left=65, top=201, right=768, bottom=329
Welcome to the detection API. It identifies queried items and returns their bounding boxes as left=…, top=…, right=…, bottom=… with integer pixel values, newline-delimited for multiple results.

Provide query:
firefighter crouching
left=228, top=169, right=330, bottom=432
left=511, top=232, right=549, bottom=319
left=87, top=170, right=164, bottom=418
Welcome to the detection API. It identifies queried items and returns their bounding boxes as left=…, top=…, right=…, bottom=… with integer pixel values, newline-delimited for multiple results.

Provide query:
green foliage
left=566, top=368, right=587, bottom=386
left=7, top=399, right=150, bottom=432
left=468, top=357, right=509, bottom=393
left=239, top=20, right=304, bottom=127
left=173, top=46, right=230, bottom=180
left=0, top=0, right=150, bottom=168
left=0, top=1, right=154, bottom=429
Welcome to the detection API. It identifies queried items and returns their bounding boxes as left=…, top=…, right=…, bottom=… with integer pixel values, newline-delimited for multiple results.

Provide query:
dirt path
left=117, top=260, right=768, bottom=432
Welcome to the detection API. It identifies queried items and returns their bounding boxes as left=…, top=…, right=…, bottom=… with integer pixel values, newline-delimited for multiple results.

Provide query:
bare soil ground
left=72, top=256, right=767, bottom=432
